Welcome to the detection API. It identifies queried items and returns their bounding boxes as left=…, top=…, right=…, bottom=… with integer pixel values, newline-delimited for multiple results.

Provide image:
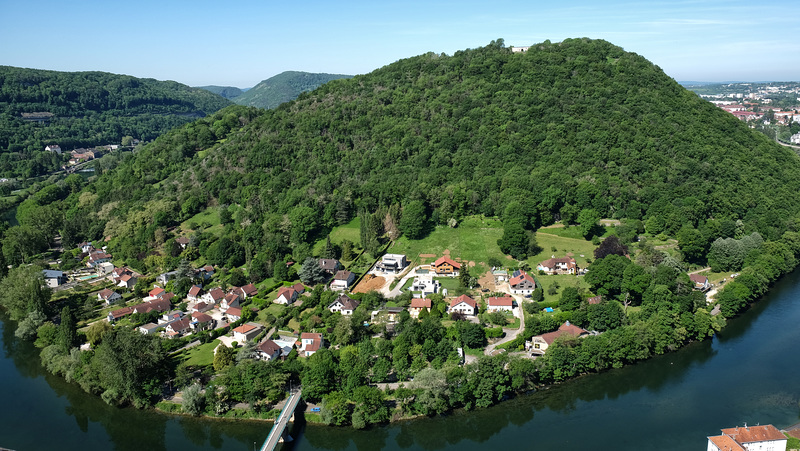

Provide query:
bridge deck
left=260, top=388, right=303, bottom=451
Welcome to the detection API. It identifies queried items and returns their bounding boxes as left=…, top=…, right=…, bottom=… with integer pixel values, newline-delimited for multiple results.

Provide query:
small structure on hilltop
left=707, top=424, right=786, bottom=451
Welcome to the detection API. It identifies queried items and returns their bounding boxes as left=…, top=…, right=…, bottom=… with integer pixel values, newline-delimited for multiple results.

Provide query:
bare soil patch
left=468, top=261, right=476, bottom=267
left=419, top=253, right=436, bottom=258
left=478, top=271, right=496, bottom=291
left=353, top=274, right=386, bottom=293
left=443, top=249, right=450, bottom=255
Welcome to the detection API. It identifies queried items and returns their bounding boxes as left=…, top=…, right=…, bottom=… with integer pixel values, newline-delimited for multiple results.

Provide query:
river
left=2, top=271, right=799, bottom=450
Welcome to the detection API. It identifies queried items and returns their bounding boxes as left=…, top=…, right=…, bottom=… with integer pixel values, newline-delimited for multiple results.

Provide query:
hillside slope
left=196, top=85, right=245, bottom=100
left=232, top=71, right=352, bottom=109
left=0, top=66, right=232, bottom=177
left=76, top=38, right=800, bottom=264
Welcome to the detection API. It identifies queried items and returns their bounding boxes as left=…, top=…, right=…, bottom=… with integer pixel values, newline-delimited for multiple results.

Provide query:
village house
left=328, top=294, right=360, bottom=315
left=537, top=256, right=577, bottom=275
left=449, top=294, right=477, bottom=316
left=299, top=332, right=324, bottom=357
left=232, top=323, right=262, bottom=343
left=190, top=312, right=214, bottom=331
left=331, top=270, right=356, bottom=291
left=527, top=321, right=589, bottom=355
left=96, top=261, right=114, bottom=275
left=117, top=273, right=137, bottom=290
left=187, top=285, right=203, bottom=302
left=79, top=242, right=94, bottom=254
left=138, top=323, right=160, bottom=335
left=145, top=286, right=166, bottom=301
left=202, top=287, right=225, bottom=305
left=107, top=306, right=133, bottom=322
left=158, top=311, right=184, bottom=325
left=486, top=296, right=514, bottom=312
left=175, top=237, right=190, bottom=249
left=707, top=424, right=786, bottom=451
left=197, top=265, right=215, bottom=280
left=318, top=258, right=341, bottom=275
left=42, top=269, right=67, bottom=288
left=225, top=306, right=242, bottom=321
left=492, top=268, right=508, bottom=284
left=235, top=283, right=258, bottom=299
left=509, top=270, right=536, bottom=295
left=45, top=144, right=62, bottom=154
left=157, top=271, right=179, bottom=285
left=409, top=298, right=432, bottom=318
left=87, top=250, right=112, bottom=268
left=97, top=288, right=122, bottom=305
left=256, top=339, right=283, bottom=361
left=410, top=273, right=440, bottom=297
left=690, top=274, right=711, bottom=291
left=587, top=295, right=602, bottom=305
left=433, top=256, right=461, bottom=276
left=376, top=254, right=408, bottom=274
left=132, top=298, right=171, bottom=315
left=275, top=285, right=300, bottom=305
left=220, top=292, right=240, bottom=312
left=165, top=317, right=193, bottom=338
left=191, top=301, right=212, bottom=313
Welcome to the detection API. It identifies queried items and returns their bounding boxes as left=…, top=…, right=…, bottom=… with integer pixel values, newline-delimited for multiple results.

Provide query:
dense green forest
left=196, top=85, right=245, bottom=100
left=6, top=38, right=800, bottom=423
left=0, top=66, right=232, bottom=178
left=232, top=71, right=353, bottom=109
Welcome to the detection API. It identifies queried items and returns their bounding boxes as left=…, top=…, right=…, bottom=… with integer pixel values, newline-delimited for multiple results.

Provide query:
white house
left=330, top=270, right=356, bottom=291
left=96, top=261, right=114, bottom=275
left=220, top=292, right=240, bottom=312
left=449, top=295, right=477, bottom=316
left=275, top=286, right=300, bottom=305
left=328, top=294, right=360, bottom=315
left=527, top=321, right=588, bottom=355
left=299, top=333, right=323, bottom=357
left=410, top=273, right=440, bottom=297
left=376, top=254, right=407, bottom=274
left=690, top=274, right=711, bottom=291
left=138, top=323, right=160, bottom=335
left=537, top=257, right=577, bottom=275
left=42, top=270, right=67, bottom=288
left=45, top=145, right=62, bottom=154
left=165, top=317, right=192, bottom=339
left=202, top=287, right=225, bottom=305
left=791, top=132, right=800, bottom=144
left=187, top=285, right=203, bottom=302
left=487, top=296, right=514, bottom=312
left=707, top=424, right=786, bottom=451
left=97, top=288, right=122, bottom=305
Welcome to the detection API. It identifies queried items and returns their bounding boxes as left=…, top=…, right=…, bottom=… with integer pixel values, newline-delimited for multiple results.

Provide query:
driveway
left=484, top=297, right=526, bottom=355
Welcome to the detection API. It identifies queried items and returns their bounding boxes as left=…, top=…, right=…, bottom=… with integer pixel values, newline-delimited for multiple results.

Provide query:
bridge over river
left=259, top=387, right=303, bottom=451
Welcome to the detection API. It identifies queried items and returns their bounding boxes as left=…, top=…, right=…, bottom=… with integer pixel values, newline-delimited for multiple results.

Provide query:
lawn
left=539, top=224, right=610, bottom=240
left=528, top=232, right=599, bottom=269
left=312, top=217, right=362, bottom=256
left=437, top=277, right=461, bottom=294
left=390, top=215, right=506, bottom=274
left=179, top=339, right=220, bottom=367
left=181, top=207, right=223, bottom=235
left=535, top=274, right=591, bottom=303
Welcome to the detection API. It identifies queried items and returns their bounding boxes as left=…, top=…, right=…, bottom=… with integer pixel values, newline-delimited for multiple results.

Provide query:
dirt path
left=688, top=267, right=711, bottom=274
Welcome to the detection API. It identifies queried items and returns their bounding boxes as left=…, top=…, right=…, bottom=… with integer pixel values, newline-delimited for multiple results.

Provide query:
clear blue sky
left=1, top=0, right=797, bottom=88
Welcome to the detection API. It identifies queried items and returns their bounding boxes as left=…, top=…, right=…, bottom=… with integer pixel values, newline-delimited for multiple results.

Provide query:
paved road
left=260, top=388, right=303, bottom=451
left=484, top=296, right=526, bottom=356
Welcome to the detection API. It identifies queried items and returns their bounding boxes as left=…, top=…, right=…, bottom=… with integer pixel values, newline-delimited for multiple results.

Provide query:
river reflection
left=2, top=269, right=800, bottom=451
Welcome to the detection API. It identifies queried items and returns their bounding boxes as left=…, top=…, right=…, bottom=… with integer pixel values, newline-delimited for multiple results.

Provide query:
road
left=484, top=295, right=526, bottom=356
left=260, top=387, right=303, bottom=451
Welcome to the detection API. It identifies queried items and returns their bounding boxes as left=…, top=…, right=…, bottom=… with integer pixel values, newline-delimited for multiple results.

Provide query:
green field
left=527, top=232, right=598, bottom=269
left=535, top=273, right=591, bottom=303
left=313, top=217, right=362, bottom=256
left=179, top=339, right=220, bottom=367
left=390, top=216, right=506, bottom=273
left=181, top=207, right=223, bottom=235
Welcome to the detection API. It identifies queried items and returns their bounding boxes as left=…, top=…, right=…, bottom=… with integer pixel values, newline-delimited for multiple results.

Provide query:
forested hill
left=231, top=71, right=353, bottom=109
left=0, top=66, right=232, bottom=178
left=72, top=38, right=800, bottom=266
left=196, top=85, right=245, bottom=100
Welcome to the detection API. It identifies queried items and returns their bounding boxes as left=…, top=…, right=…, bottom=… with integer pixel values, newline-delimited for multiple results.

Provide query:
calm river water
left=2, top=271, right=800, bottom=451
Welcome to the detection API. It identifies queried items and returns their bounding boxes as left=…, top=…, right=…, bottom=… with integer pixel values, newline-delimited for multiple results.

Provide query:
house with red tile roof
left=202, top=287, right=225, bottom=304
left=433, top=256, right=461, bottom=276
left=707, top=424, right=786, bottom=451
left=509, top=270, right=536, bottom=295
left=275, top=286, right=300, bottom=305
left=449, top=294, right=477, bottom=316
left=221, top=292, right=240, bottom=311
left=225, top=307, right=242, bottom=321
left=107, top=306, right=133, bottom=322
left=587, top=295, right=602, bottom=305
left=237, top=283, right=258, bottom=298
left=187, top=285, right=203, bottom=301
left=145, top=286, right=165, bottom=301
left=232, top=323, right=262, bottom=343
left=165, top=317, right=192, bottom=338
left=299, top=332, right=324, bottom=356
left=190, top=312, right=213, bottom=331
left=487, top=296, right=514, bottom=312
left=689, top=274, right=711, bottom=291
left=409, top=298, right=432, bottom=318
left=537, top=256, right=577, bottom=275
left=527, top=321, right=588, bottom=355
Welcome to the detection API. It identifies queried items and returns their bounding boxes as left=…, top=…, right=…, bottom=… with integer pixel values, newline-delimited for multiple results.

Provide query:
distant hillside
left=0, top=66, right=232, bottom=178
left=196, top=85, right=245, bottom=100
left=232, top=71, right=352, bottom=109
